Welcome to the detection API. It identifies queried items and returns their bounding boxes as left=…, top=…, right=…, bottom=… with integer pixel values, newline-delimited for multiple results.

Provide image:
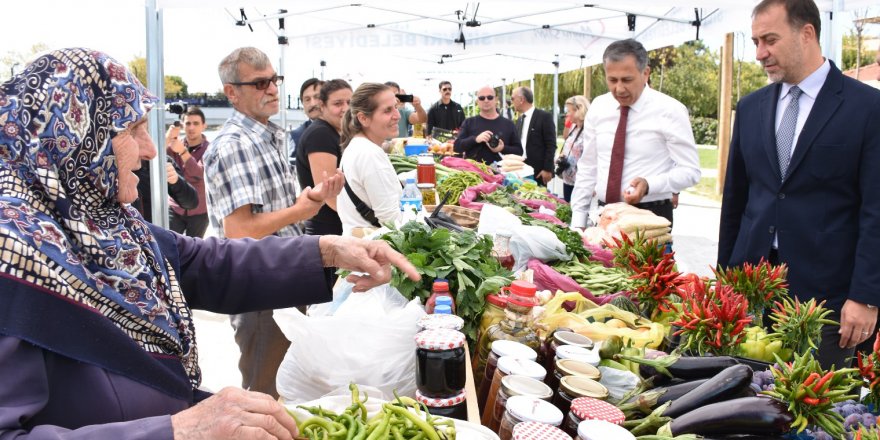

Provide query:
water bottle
left=401, top=178, right=423, bottom=215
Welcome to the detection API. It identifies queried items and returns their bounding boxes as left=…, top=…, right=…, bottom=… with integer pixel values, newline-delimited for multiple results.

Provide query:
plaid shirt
left=204, top=109, right=300, bottom=238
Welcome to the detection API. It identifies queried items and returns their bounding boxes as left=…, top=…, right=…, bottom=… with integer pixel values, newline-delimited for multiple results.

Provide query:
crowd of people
left=0, top=0, right=879, bottom=437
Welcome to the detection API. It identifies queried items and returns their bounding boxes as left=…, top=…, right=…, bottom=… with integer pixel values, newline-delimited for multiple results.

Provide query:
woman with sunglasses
left=453, top=85, right=522, bottom=164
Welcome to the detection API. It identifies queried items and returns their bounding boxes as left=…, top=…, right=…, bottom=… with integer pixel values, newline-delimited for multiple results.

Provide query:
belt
left=598, top=199, right=672, bottom=209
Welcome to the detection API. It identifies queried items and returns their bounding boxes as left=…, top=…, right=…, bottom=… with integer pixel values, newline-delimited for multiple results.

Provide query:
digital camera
left=554, top=155, right=570, bottom=176
left=487, top=133, right=501, bottom=149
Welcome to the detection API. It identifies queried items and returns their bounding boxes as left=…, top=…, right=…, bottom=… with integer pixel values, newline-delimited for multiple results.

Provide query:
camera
left=395, top=94, right=414, bottom=103
left=554, top=155, right=571, bottom=176
left=487, top=133, right=501, bottom=149
left=165, top=101, right=188, bottom=117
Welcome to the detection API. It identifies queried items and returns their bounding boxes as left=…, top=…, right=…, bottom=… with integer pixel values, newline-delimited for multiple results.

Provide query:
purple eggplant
left=616, top=352, right=740, bottom=383
left=669, top=396, right=794, bottom=437
left=662, top=364, right=753, bottom=418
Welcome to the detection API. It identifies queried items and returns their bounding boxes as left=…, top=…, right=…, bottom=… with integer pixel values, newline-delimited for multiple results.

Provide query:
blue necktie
left=776, top=86, right=802, bottom=179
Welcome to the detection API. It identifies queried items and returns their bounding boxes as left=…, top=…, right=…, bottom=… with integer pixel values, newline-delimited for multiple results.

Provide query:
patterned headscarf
left=0, top=48, right=199, bottom=387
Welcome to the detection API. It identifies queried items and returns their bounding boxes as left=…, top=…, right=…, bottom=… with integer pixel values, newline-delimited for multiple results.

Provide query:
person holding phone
left=166, top=106, right=210, bottom=238
left=385, top=81, right=426, bottom=138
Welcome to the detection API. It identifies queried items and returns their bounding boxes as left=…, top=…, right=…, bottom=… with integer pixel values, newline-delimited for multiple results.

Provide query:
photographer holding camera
left=166, top=105, right=210, bottom=238
left=454, top=85, right=522, bottom=164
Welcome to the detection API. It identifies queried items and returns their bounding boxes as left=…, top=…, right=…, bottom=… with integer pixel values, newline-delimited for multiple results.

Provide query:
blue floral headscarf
left=0, top=48, right=199, bottom=388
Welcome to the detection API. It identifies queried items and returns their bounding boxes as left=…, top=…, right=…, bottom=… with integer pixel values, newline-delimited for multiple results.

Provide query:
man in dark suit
left=719, top=0, right=880, bottom=369
left=511, top=86, right=557, bottom=185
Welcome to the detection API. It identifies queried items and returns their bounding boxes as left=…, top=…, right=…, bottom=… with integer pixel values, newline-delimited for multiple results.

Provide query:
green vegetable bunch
left=380, top=222, right=513, bottom=341
left=765, top=296, right=837, bottom=358
left=436, top=171, right=483, bottom=206
left=713, top=259, right=789, bottom=323
left=528, top=220, right=591, bottom=262
left=555, top=203, right=572, bottom=224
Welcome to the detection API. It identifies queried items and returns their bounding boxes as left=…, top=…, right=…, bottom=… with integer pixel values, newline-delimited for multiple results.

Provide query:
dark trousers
left=169, top=211, right=209, bottom=238
left=563, top=183, right=574, bottom=203
left=230, top=311, right=291, bottom=399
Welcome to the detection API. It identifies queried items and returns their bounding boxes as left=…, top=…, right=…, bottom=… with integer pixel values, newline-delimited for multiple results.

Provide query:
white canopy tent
left=144, top=0, right=876, bottom=227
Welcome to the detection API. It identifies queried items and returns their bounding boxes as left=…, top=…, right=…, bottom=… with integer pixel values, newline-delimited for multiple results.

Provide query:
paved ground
left=192, top=189, right=724, bottom=393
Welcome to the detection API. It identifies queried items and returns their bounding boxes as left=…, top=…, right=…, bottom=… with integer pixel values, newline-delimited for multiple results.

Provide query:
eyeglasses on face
left=229, top=74, right=284, bottom=90
left=477, top=95, right=495, bottom=101
left=441, top=87, right=452, bottom=91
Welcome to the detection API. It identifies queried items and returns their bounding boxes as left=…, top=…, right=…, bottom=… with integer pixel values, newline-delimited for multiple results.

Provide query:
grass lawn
left=698, top=147, right=719, bottom=170
left=686, top=176, right=723, bottom=202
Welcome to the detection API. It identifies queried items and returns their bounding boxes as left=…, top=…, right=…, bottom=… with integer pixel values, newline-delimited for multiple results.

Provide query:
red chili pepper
left=802, top=396, right=820, bottom=406
left=812, top=371, right=835, bottom=393
left=803, top=372, right=820, bottom=387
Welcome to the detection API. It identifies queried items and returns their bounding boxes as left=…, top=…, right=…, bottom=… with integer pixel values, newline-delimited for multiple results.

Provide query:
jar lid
left=490, top=340, right=538, bottom=360
left=570, top=397, right=625, bottom=425
left=509, top=280, right=537, bottom=297
left=498, top=356, right=547, bottom=380
left=558, top=376, right=608, bottom=400
left=487, top=294, right=508, bottom=308
left=415, top=389, right=466, bottom=407
left=501, top=375, right=554, bottom=400
left=512, top=422, right=571, bottom=440
left=414, top=329, right=465, bottom=350
left=434, top=305, right=453, bottom=314
left=505, top=396, right=564, bottom=426
left=576, top=419, right=635, bottom=440
left=417, top=183, right=436, bottom=189
left=552, top=331, right=594, bottom=349
left=555, top=345, right=599, bottom=366
left=418, top=312, right=464, bottom=331
left=417, top=154, right=435, bottom=164
left=555, top=359, right=601, bottom=380
left=432, top=280, right=449, bottom=291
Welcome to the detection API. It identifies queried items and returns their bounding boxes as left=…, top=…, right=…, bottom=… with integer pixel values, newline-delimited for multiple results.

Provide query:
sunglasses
left=441, top=87, right=452, bottom=91
left=229, top=74, right=284, bottom=90
left=477, top=95, right=495, bottom=101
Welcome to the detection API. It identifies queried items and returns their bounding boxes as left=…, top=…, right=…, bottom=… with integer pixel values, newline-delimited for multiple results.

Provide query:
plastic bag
left=598, top=366, right=641, bottom=404
left=284, top=385, right=388, bottom=421
left=509, top=226, right=569, bottom=271
left=458, top=182, right=503, bottom=211
left=528, top=259, right=623, bottom=305
left=476, top=203, right=522, bottom=237
left=440, top=156, right=504, bottom=184
left=275, top=281, right=425, bottom=404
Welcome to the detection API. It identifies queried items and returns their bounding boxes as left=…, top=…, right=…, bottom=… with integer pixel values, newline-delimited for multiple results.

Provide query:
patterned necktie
left=776, top=86, right=802, bottom=179
left=605, top=106, right=630, bottom=203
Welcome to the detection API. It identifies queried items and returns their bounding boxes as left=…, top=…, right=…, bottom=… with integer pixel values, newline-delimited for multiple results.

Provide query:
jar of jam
left=542, top=331, right=593, bottom=373
left=554, top=345, right=600, bottom=367
left=499, top=396, right=564, bottom=440
left=418, top=314, right=464, bottom=331
left=553, top=376, right=608, bottom=416
left=475, top=294, right=509, bottom=388
left=417, top=153, right=436, bottom=185
left=415, top=329, right=466, bottom=398
left=547, top=358, right=601, bottom=396
left=564, top=397, right=625, bottom=438
left=490, top=375, right=554, bottom=433
left=415, top=389, right=467, bottom=421
left=477, top=340, right=537, bottom=412
left=576, top=419, right=635, bottom=440
left=512, top=421, right=571, bottom=440
left=481, top=356, right=547, bottom=428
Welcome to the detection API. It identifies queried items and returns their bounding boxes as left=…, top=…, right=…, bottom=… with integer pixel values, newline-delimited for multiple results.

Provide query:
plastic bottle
left=434, top=304, right=453, bottom=314
left=401, top=178, right=423, bottom=215
left=425, top=279, right=455, bottom=314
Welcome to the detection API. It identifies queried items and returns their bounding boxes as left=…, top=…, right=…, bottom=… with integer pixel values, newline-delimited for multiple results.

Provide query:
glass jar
left=419, top=183, right=437, bottom=206
left=481, top=356, right=547, bottom=427
left=492, top=230, right=515, bottom=270
left=416, top=389, right=467, bottom=421
left=547, top=358, right=602, bottom=396
left=499, top=396, right=564, bottom=440
left=554, top=345, right=599, bottom=367
left=415, top=329, right=466, bottom=398
left=475, top=294, right=508, bottom=388
left=576, top=419, right=634, bottom=440
left=564, top=397, right=625, bottom=438
left=418, top=314, right=464, bottom=331
left=491, top=375, right=554, bottom=433
left=542, top=331, right=594, bottom=381
left=477, top=336, right=538, bottom=409
left=417, top=154, right=436, bottom=185
left=512, top=421, right=571, bottom=440
left=553, top=376, right=609, bottom=416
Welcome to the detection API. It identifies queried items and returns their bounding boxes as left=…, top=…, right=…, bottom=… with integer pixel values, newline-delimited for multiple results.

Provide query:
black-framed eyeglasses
left=441, top=87, right=452, bottom=91
left=477, top=95, right=495, bottom=101
left=229, top=75, right=284, bottom=90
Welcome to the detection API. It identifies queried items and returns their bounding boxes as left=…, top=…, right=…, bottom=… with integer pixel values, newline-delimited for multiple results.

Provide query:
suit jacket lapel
left=785, top=63, right=844, bottom=181
left=761, top=84, right=782, bottom=182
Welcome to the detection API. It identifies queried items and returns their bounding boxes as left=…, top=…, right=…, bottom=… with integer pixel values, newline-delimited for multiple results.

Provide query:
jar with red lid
left=512, top=421, right=571, bottom=440
left=491, top=375, right=554, bottom=433
left=565, top=397, right=625, bottom=437
left=414, top=329, right=466, bottom=398
left=553, top=376, right=609, bottom=417
left=415, top=389, right=467, bottom=420
left=498, top=396, right=564, bottom=440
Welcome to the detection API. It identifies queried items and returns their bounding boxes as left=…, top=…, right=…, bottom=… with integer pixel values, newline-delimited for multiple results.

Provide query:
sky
left=3, top=0, right=878, bottom=103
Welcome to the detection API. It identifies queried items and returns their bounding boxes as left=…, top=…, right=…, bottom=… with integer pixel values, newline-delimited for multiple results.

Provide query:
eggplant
left=624, top=379, right=708, bottom=407
left=662, top=364, right=753, bottom=418
left=637, top=355, right=740, bottom=382
left=669, top=396, right=794, bottom=437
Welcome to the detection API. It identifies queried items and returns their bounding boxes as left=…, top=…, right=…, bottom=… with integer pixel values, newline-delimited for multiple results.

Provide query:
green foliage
left=690, top=116, right=718, bottom=145
left=127, top=56, right=189, bottom=95
left=650, top=40, right=719, bottom=118
left=842, top=30, right=879, bottom=72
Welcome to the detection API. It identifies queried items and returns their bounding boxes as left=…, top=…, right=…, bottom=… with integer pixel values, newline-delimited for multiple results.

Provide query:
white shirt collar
left=780, top=58, right=830, bottom=101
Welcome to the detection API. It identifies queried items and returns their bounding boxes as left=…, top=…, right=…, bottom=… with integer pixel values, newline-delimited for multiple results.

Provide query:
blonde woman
left=558, top=95, right=591, bottom=201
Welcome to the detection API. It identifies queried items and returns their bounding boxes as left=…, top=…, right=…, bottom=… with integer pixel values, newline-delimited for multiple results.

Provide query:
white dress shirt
left=570, top=87, right=701, bottom=228
left=519, top=106, right=535, bottom=159
left=337, top=136, right=403, bottom=235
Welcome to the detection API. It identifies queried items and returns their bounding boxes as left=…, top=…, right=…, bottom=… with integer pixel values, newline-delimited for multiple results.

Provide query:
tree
left=649, top=40, right=720, bottom=118
left=1, top=43, right=49, bottom=82
left=127, top=56, right=189, bottom=96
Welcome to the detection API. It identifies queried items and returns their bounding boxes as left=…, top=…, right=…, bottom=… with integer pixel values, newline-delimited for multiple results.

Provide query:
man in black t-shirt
left=453, top=86, right=523, bottom=164
left=426, top=80, right=465, bottom=136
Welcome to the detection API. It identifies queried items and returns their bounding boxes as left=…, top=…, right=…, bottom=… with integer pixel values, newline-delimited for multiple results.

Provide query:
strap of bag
left=341, top=166, right=381, bottom=227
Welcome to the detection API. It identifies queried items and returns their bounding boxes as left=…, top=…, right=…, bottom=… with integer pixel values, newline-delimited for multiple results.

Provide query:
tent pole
left=552, top=55, right=559, bottom=133
left=501, top=78, right=507, bottom=118
left=146, top=0, right=169, bottom=228
left=277, top=10, right=289, bottom=159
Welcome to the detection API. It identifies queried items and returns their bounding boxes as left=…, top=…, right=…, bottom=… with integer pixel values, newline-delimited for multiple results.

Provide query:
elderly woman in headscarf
left=0, top=48, right=418, bottom=439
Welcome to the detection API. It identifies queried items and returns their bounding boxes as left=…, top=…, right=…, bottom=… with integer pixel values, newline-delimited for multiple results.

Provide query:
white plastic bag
left=476, top=203, right=523, bottom=237
left=508, top=225, right=570, bottom=271
left=275, top=281, right=425, bottom=404
left=598, top=366, right=641, bottom=404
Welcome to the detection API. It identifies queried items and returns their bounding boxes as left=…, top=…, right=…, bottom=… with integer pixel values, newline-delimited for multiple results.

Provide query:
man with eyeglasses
left=203, top=47, right=344, bottom=399
left=453, top=86, right=522, bottom=164
left=426, top=81, right=465, bottom=136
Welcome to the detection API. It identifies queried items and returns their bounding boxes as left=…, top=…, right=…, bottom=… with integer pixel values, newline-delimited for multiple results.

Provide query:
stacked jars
left=414, top=328, right=466, bottom=418
left=415, top=389, right=467, bottom=420
left=490, top=375, right=553, bottom=433
left=565, top=397, right=626, bottom=438
left=476, top=340, right=537, bottom=415
left=498, top=396, right=564, bottom=440
left=477, top=281, right=540, bottom=385
left=481, top=356, right=547, bottom=429
left=540, top=331, right=593, bottom=377
left=474, top=294, right=509, bottom=388
left=553, top=376, right=609, bottom=417
left=549, top=359, right=601, bottom=397
left=417, top=154, right=437, bottom=206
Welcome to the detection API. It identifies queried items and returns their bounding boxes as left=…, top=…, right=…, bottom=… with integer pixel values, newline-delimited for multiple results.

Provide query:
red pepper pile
left=713, top=258, right=789, bottom=322
left=609, top=232, right=683, bottom=318
left=671, top=278, right=752, bottom=356
left=857, top=331, right=880, bottom=408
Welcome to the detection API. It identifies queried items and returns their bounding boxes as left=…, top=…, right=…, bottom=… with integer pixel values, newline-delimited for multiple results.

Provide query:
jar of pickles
left=499, top=396, right=564, bottom=440
left=547, top=358, right=601, bottom=396
left=415, top=389, right=467, bottom=420
left=475, top=294, right=508, bottom=388
left=553, top=376, right=609, bottom=416
left=512, top=421, right=571, bottom=440
left=564, top=397, right=625, bottom=438
left=490, top=375, right=554, bottom=433
left=477, top=339, right=538, bottom=412
left=415, top=329, right=466, bottom=398
left=481, top=356, right=546, bottom=428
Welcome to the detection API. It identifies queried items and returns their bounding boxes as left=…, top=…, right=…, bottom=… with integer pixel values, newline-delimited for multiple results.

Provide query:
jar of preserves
left=553, top=376, right=609, bottom=416
left=576, top=419, right=634, bottom=440
left=512, top=421, right=571, bottom=440
left=490, top=375, right=554, bottom=433
left=418, top=314, right=464, bottom=331
left=542, top=331, right=593, bottom=373
left=554, top=345, right=600, bottom=366
left=499, top=396, right=564, bottom=440
left=415, top=389, right=467, bottom=421
left=547, top=358, right=601, bottom=396
left=481, top=356, right=547, bottom=428
left=475, top=294, right=508, bottom=388
left=417, top=154, right=436, bottom=185
left=415, top=329, right=466, bottom=398
left=477, top=339, right=538, bottom=411
left=564, top=397, right=625, bottom=438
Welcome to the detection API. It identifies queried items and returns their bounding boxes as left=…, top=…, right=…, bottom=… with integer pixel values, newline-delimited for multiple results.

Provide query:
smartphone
left=395, top=94, right=414, bottom=103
